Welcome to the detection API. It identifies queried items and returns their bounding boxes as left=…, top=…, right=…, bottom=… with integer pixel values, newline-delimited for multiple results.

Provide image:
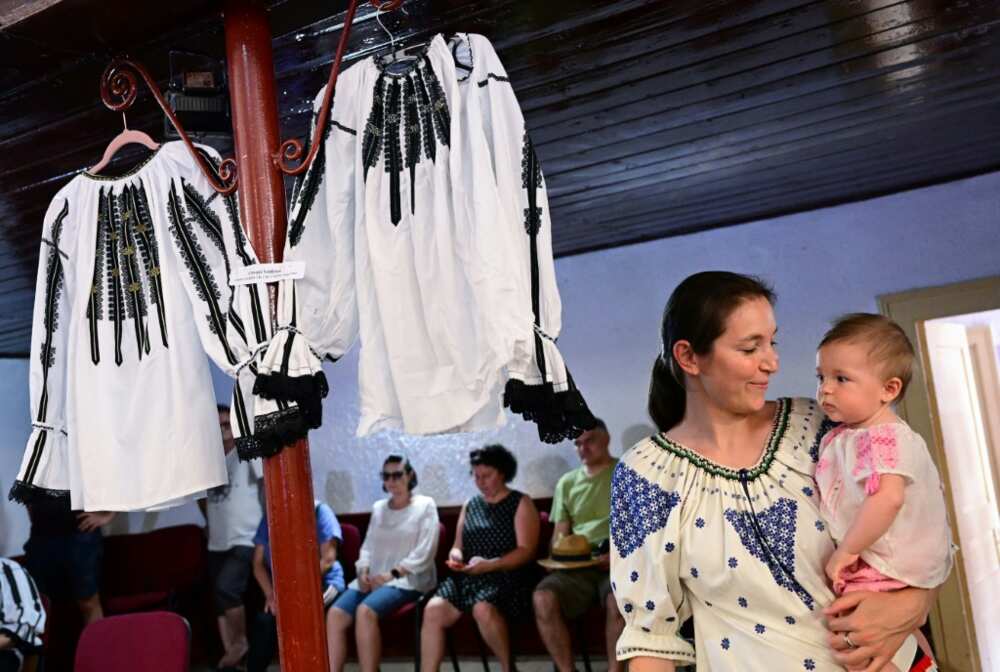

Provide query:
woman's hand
left=264, top=591, right=279, bottom=616
left=824, top=588, right=931, bottom=671
left=462, top=556, right=495, bottom=575
left=370, top=573, right=391, bottom=589
left=358, top=569, right=372, bottom=593
left=77, top=511, right=115, bottom=532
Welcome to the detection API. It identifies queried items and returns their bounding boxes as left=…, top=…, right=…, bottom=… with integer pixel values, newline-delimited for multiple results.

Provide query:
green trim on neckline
left=650, top=398, right=791, bottom=481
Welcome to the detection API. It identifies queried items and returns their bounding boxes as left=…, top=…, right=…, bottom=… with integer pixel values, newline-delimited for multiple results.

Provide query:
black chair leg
left=414, top=606, right=423, bottom=672
left=575, top=619, right=592, bottom=672
left=474, top=626, right=490, bottom=672
left=446, top=629, right=461, bottom=672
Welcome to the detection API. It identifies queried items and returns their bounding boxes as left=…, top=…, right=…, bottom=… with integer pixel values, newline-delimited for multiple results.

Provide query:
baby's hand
left=825, top=547, right=859, bottom=585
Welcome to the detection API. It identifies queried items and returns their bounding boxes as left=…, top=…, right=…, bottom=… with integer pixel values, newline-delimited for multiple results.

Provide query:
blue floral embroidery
left=641, top=626, right=650, bottom=632
left=721, top=638, right=730, bottom=650
left=645, top=600, right=655, bottom=611
left=786, top=616, right=796, bottom=625
left=611, top=463, right=681, bottom=558
left=664, top=542, right=675, bottom=553
left=691, top=567, right=699, bottom=578
left=630, top=571, right=639, bottom=583
left=810, top=418, right=838, bottom=462
left=738, top=597, right=748, bottom=608
left=755, top=624, right=766, bottom=634
left=728, top=557, right=738, bottom=568
left=695, top=517, right=705, bottom=528
left=725, top=497, right=815, bottom=609
left=815, top=520, right=825, bottom=532
left=611, top=581, right=616, bottom=592
left=802, top=486, right=814, bottom=497
left=804, top=660, right=815, bottom=670
left=623, top=603, right=633, bottom=613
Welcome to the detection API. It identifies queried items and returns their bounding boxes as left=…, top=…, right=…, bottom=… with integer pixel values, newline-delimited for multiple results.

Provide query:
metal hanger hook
left=375, top=6, right=397, bottom=62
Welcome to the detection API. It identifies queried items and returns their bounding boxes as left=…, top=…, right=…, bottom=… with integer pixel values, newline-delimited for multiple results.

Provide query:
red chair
left=74, top=611, right=190, bottom=672
left=339, top=523, right=362, bottom=585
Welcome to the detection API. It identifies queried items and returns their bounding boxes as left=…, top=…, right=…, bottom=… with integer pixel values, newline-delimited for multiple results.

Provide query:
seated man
left=247, top=499, right=344, bottom=672
left=533, top=419, right=624, bottom=672
left=0, top=557, right=46, bottom=672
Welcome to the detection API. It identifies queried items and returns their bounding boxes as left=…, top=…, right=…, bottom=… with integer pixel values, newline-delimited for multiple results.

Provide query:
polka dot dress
left=436, top=490, right=533, bottom=618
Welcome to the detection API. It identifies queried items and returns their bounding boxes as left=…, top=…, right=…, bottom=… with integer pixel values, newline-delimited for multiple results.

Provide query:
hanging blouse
left=610, top=398, right=920, bottom=671
left=277, top=32, right=594, bottom=444
left=11, top=142, right=273, bottom=511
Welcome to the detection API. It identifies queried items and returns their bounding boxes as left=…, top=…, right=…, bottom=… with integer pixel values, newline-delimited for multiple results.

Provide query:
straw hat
left=538, top=534, right=602, bottom=570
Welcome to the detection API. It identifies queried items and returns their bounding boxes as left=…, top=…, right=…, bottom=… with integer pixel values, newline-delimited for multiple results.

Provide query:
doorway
left=880, top=276, right=1000, bottom=672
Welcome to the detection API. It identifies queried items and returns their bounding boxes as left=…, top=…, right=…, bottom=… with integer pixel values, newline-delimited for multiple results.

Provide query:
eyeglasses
left=381, top=471, right=406, bottom=481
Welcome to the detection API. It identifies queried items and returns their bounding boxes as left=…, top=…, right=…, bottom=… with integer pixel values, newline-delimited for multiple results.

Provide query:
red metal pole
left=223, top=2, right=329, bottom=671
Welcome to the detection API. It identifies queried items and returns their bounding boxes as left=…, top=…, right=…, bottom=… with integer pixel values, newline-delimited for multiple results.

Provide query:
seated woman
left=327, top=454, right=440, bottom=672
left=420, top=444, right=540, bottom=672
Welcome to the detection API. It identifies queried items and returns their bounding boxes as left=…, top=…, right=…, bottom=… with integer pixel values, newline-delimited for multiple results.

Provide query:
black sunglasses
left=381, top=470, right=406, bottom=481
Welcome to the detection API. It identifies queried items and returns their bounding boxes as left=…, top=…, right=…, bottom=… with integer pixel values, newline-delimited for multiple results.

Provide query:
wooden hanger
left=89, top=112, right=160, bottom=174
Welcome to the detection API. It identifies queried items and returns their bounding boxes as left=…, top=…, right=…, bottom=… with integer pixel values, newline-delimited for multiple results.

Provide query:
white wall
left=3, top=170, right=1000, bottom=555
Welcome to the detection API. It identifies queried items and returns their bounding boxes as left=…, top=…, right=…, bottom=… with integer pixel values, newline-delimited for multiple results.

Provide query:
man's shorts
left=535, top=568, right=612, bottom=620
left=208, top=546, right=254, bottom=614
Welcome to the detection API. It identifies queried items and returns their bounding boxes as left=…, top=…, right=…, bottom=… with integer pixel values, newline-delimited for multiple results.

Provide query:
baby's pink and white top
left=815, top=421, right=955, bottom=589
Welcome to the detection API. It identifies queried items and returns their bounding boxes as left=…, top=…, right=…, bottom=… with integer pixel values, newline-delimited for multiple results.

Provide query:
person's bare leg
left=355, top=604, right=383, bottom=672
left=420, top=597, right=462, bottom=672
left=472, top=602, right=513, bottom=672
left=218, top=605, right=250, bottom=667
left=533, top=589, right=574, bottom=672
left=326, top=606, right=354, bottom=672
left=77, top=593, right=103, bottom=625
left=605, top=591, right=625, bottom=672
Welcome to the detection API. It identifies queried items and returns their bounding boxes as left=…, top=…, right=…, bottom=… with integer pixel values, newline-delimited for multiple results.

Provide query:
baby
left=815, top=313, right=953, bottom=670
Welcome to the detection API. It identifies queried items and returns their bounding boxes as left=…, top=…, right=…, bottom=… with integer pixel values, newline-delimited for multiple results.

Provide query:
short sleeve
left=316, top=502, right=343, bottom=545
left=852, top=424, right=918, bottom=495
left=610, top=456, right=695, bottom=665
left=550, top=473, right=569, bottom=525
left=253, top=517, right=268, bottom=547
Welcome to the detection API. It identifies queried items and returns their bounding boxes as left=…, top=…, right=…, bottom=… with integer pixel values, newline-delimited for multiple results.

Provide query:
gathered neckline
left=651, top=398, right=791, bottom=481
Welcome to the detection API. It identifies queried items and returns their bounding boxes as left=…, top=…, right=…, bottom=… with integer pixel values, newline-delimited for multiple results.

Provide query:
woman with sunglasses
left=420, top=444, right=540, bottom=672
left=326, top=455, right=440, bottom=672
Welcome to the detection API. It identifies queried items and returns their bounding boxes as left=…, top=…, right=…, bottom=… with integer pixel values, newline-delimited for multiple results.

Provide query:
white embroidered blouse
left=610, top=398, right=919, bottom=671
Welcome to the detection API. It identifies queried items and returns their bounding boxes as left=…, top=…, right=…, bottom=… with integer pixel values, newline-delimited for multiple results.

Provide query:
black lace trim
left=253, top=370, right=329, bottom=431
left=8, top=480, right=70, bottom=504
left=240, top=406, right=311, bottom=460
left=477, top=73, right=509, bottom=87
left=504, top=374, right=597, bottom=444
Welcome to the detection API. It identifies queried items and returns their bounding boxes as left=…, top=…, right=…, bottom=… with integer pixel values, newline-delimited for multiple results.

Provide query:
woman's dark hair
left=382, top=454, right=418, bottom=492
left=649, top=271, right=776, bottom=432
left=469, top=444, right=517, bottom=483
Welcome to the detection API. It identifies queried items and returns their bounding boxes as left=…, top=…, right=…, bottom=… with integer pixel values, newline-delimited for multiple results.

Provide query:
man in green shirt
left=533, top=418, right=624, bottom=672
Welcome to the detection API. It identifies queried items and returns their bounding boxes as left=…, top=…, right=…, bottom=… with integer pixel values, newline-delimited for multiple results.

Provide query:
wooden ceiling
left=1, top=0, right=999, bottom=355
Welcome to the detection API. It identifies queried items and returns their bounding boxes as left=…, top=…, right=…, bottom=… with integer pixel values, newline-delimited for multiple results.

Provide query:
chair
left=74, top=611, right=190, bottom=672
left=339, top=523, right=362, bottom=585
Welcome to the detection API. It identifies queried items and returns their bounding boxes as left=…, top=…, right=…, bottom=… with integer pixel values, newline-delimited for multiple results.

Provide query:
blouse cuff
left=616, top=626, right=696, bottom=665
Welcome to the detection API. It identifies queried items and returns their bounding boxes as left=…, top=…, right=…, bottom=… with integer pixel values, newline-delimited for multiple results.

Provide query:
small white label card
left=229, top=262, right=306, bottom=286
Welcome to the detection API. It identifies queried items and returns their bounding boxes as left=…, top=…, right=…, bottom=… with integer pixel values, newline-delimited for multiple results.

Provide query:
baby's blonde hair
left=819, top=313, right=916, bottom=399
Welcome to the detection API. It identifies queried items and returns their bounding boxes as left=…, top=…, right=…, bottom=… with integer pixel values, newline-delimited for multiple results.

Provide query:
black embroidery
left=101, top=189, right=126, bottom=365
left=360, top=58, right=451, bottom=226
left=126, top=182, right=169, bottom=349
left=477, top=73, right=510, bottom=87
left=384, top=78, right=403, bottom=226
left=288, top=110, right=333, bottom=248
left=86, top=195, right=104, bottom=365
left=403, top=76, right=421, bottom=214
left=521, top=132, right=544, bottom=235
left=114, top=188, right=149, bottom=359
left=38, top=200, right=69, bottom=421
left=414, top=65, right=437, bottom=163
left=362, top=75, right=386, bottom=182
left=167, top=183, right=237, bottom=365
